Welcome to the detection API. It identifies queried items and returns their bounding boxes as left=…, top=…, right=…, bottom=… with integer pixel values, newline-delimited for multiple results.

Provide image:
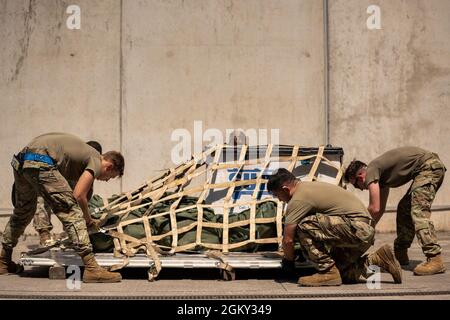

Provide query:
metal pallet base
left=20, top=249, right=309, bottom=270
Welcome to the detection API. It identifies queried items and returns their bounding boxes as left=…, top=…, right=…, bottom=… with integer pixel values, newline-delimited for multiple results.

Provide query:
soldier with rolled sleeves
left=268, top=168, right=402, bottom=286
left=345, top=146, right=446, bottom=276
left=0, top=133, right=124, bottom=283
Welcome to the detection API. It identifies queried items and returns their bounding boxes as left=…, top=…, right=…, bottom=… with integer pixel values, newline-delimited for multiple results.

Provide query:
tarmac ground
left=0, top=232, right=449, bottom=300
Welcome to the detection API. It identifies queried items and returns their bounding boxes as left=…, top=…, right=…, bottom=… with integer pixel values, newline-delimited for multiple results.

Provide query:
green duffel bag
left=88, top=194, right=278, bottom=253
left=217, top=201, right=279, bottom=252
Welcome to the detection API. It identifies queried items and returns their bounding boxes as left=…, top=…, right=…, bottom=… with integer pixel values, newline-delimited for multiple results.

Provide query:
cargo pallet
left=19, top=144, right=343, bottom=280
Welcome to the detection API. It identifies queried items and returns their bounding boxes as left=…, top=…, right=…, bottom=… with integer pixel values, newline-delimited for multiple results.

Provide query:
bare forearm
left=283, top=239, right=296, bottom=261
left=368, top=206, right=383, bottom=223
left=73, top=171, right=95, bottom=225
left=367, top=183, right=387, bottom=224
left=282, top=224, right=297, bottom=261
left=76, top=197, right=92, bottom=224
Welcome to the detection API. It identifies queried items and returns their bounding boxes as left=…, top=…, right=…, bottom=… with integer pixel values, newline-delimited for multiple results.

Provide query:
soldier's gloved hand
left=281, top=258, right=296, bottom=277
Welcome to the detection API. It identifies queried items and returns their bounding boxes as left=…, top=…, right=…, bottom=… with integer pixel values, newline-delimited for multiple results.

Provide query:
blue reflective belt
left=22, top=153, right=55, bottom=166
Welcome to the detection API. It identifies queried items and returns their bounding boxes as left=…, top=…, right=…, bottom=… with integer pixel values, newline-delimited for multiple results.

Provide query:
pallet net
left=92, top=144, right=344, bottom=280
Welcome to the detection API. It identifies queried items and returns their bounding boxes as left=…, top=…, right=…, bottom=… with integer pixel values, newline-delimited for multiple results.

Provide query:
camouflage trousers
left=2, top=167, right=92, bottom=255
left=11, top=184, right=54, bottom=232
left=298, top=213, right=375, bottom=283
left=394, top=155, right=446, bottom=257
left=33, top=196, right=53, bottom=232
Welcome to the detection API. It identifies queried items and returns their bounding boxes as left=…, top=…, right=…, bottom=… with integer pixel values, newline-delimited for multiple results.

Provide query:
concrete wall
left=328, top=0, right=450, bottom=230
left=1, top=0, right=449, bottom=232
left=0, top=0, right=122, bottom=211
left=121, top=0, right=325, bottom=189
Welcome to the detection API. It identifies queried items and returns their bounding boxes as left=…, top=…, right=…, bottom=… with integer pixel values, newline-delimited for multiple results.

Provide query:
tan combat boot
left=39, top=230, right=53, bottom=246
left=298, top=265, right=342, bottom=287
left=82, top=253, right=122, bottom=283
left=413, top=254, right=446, bottom=276
left=394, top=248, right=409, bottom=266
left=368, top=244, right=402, bottom=284
left=0, top=248, right=22, bottom=275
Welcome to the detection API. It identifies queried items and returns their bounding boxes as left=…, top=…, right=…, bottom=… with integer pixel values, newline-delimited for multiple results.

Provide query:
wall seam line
left=323, top=0, right=330, bottom=146
left=119, top=0, right=123, bottom=193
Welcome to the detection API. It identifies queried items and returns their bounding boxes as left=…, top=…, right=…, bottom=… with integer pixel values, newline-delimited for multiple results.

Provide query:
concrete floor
left=0, top=233, right=449, bottom=299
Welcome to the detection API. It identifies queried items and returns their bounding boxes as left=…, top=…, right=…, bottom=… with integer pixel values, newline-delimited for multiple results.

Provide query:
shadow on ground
left=401, top=260, right=422, bottom=271
left=16, top=265, right=319, bottom=281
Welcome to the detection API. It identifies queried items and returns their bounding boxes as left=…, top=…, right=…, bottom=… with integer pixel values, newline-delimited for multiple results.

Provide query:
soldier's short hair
left=267, top=168, right=296, bottom=193
left=86, top=140, right=102, bottom=154
left=344, top=160, right=367, bottom=182
left=103, top=151, right=125, bottom=176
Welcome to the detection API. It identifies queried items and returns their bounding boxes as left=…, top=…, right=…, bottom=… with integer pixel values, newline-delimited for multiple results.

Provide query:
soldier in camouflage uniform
left=345, top=147, right=446, bottom=276
left=11, top=184, right=54, bottom=246
left=0, top=133, right=123, bottom=283
left=267, top=169, right=402, bottom=286
left=29, top=141, right=102, bottom=246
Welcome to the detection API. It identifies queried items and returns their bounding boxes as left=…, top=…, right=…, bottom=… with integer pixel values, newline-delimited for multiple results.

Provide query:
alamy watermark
left=366, top=264, right=381, bottom=289
left=367, top=5, right=381, bottom=30
left=66, top=265, right=81, bottom=290
left=170, top=121, right=280, bottom=165
left=66, top=5, right=81, bottom=30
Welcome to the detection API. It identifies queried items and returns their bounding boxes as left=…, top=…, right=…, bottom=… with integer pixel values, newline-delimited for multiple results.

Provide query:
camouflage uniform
left=11, top=183, right=54, bottom=233
left=3, top=165, right=92, bottom=256
left=394, top=155, right=446, bottom=257
left=32, top=196, right=53, bottom=232
left=32, top=178, right=80, bottom=233
left=298, top=213, right=375, bottom=283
